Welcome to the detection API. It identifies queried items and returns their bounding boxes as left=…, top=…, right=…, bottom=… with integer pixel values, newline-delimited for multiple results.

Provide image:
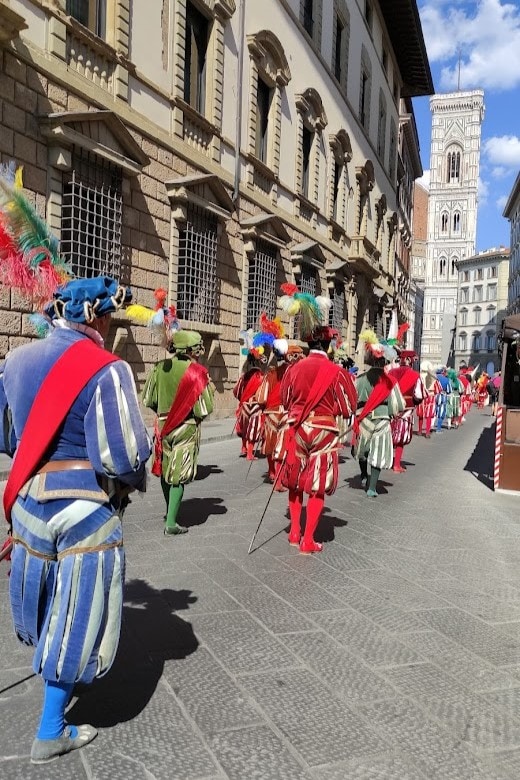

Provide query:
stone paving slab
left=3, top=411, right=520, bottom=777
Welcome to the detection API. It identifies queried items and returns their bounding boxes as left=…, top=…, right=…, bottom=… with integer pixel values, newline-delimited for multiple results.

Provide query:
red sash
left=240, top=370, right=263, bottom=404
left=285, top=360, right=340, bottom=467
left=353, top=372, right=396, bottom=435
left=151, top=361, right=209, bottom=477
left=4, top=339, right=119, bottom=523
left=389, top=366, right=419, bottom=407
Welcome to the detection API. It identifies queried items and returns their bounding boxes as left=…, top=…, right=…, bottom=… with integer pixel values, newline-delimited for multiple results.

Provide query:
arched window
left=441, top=212, right=448, bottom=232
left=451, top=257, right=458, bottom=275
left=472, top=332, right=481, bottom=352
left=474, top=306, right=481, bottom=325
left=459, top=332, right=467, bottom=351
left=460, top=308, right=468, bottom=326
left=453, top=211, right=461, bottom=232
left=486, top=332, right=495, bottom=351
left=439, top=257, right=447, bottom=276
left=447, top=146, right=461, bottom=183
left=487, top=306, right=496, bottom=324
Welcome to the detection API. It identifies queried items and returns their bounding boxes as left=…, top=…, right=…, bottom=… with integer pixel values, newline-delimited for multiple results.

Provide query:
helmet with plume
left=126, top=288, right=185, bottom=350
left=278, top=283, right=332, bottom=342
left=258, top=312, right=288, bottom=358
left=359, top=329, right=397, bottom=364
left=239, top=326, right=274, bottom=364
left=0, top=163, right=71, bottom=306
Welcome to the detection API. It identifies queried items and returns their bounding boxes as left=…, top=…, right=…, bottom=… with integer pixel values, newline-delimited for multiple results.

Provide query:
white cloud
left=484, top=135, right=520, bottom=167
left=491, top=166, right=507, bottom=179
left=478, top=176, right=489, bottom=205
left=496, top=195, right=508, bottom=210
left=416, top=169, right=430, bottom=189
left=420, top=0, right=520, bottom=91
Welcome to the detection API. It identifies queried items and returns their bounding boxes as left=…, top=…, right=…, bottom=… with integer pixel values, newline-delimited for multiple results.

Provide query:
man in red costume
left=388, top=351, right=424, bottom=473
left=280, top=326, right=356, bottom=554
left=257, top=338, right=304, bottom=485
left=234, top=349, right=266, bottom=461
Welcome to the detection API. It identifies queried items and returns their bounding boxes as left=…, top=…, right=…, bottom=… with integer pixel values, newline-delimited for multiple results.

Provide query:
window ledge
left=247, top=153, right=278, bottom=183
left=177, top=98, right=219, bottom=137
left=297, top=193, right=320, bottom=214
left=178, top=319, right=222, bottom=337
left=65, top=15, right=131, bottom=67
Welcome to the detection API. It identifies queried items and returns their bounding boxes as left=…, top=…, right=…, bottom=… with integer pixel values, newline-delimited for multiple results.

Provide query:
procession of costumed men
left=0, top=161, right=484, bottom=766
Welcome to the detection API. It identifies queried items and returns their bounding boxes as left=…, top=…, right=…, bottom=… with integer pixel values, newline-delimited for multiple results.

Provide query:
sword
left=247, top=452, right=286, bottom=554
left=0, top=539, right=13, bottom=563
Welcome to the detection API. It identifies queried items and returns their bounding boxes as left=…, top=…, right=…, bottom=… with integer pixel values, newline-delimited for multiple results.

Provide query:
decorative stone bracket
left=290, top=240, right=325, bottom=275
left=0, top=1, right=27, bottom=43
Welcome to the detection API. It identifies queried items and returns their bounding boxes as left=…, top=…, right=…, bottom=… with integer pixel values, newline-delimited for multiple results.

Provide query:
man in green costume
left=143, top=330, right=214, bottom=535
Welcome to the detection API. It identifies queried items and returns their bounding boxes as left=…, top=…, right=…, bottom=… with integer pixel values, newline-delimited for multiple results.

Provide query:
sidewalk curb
left=0, top=430, right=237, bottom=483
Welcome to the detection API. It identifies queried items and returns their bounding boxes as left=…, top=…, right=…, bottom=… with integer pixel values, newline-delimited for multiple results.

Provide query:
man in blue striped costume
left=0, top=276, right=151, bottom=764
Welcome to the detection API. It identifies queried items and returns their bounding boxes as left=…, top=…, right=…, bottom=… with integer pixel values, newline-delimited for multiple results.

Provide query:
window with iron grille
left=299, top=263, right=317, bottom=296
left=246, top=241, right=277, bottom=331
left=293, top=263, right=317, bottom=338
left=329, top=282, right=345, bottom=331
left=61, top=150, right=122, bottom=279
left=177, top=206, right=218, bottom=324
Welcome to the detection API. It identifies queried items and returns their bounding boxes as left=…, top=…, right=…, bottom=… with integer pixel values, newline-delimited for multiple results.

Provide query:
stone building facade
left=408, top=180, right=428, bottom=359
left=454, top=247, right=509, bottom=374
left=0, top=0, right=432, bottom=416
left=421, top=90, right=484, bottom=366
left=504, top=172, right=520, bottom=315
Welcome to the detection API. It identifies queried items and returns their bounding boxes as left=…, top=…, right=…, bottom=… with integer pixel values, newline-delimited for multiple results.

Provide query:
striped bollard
left=494, top=405, right=503, bottom=491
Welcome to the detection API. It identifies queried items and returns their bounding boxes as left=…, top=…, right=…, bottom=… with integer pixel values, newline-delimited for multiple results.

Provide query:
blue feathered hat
left=44, top=276, right=131, bottom=324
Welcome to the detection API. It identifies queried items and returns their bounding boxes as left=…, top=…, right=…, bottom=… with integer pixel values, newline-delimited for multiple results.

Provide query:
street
left=2, top=411, right=520, bottom=779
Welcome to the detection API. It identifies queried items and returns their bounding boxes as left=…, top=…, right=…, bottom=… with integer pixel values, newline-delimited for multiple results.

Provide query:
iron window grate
left=329, top=283, right=345, bottom=331
left=177, top=206, right=218, bottom=324
left=247, top=241, right=277, bottom=331
left=61, top=150, right=122, bottom=279
left=293, top=264, right=317, bottom=337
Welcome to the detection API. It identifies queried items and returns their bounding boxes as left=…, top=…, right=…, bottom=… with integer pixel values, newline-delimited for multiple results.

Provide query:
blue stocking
left=36, top=680, right=78, bottom=740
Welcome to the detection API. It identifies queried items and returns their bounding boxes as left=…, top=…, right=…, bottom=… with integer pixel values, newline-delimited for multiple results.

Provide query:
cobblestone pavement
left=2, top=410, right=520, bottom=779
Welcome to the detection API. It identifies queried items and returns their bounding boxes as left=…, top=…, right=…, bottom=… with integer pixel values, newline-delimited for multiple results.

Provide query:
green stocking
left=367, top=467, right=381, bottom=497
left=161, top=478, right=186, bottom=533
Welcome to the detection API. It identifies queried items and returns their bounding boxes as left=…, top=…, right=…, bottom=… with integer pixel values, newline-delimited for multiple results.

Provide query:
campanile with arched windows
left=421, top=90, right=484, bottom=365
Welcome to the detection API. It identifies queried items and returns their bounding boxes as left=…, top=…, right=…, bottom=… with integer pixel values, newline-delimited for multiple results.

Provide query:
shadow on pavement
left=68, top=579, right=199, bottom=728
left=315, top=509, right=348, bottom=543
left=195, top=464, right=223, bottom=480
left=464, top=421, right=495, bottom=490
left=181, top=496, right=227, bottom=527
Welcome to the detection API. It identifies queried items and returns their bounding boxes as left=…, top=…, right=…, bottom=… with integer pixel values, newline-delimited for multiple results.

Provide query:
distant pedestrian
left=490, top=371, right=502, bottom=416
left=234, top=330, right=270, bottom=460
left=434, top=367, right=452, bottom=432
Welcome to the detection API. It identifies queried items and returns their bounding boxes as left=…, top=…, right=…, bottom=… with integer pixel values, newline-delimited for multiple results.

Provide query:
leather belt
left=37, top=459, right=92, bottom=474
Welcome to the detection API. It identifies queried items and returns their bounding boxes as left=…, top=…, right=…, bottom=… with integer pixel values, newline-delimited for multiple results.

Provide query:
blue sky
left=413, top=0, right=520, bottom=252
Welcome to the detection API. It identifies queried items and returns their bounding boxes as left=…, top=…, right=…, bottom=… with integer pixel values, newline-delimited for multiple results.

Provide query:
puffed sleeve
left=335, top=368, right=357, bottom=418
left=84, top=361, right=152, bottom=488
left=193, top=380, right=214, bottom=419
left=388, top=383, right=406, bottom=418
left=142, top=364, right=159, bottom=411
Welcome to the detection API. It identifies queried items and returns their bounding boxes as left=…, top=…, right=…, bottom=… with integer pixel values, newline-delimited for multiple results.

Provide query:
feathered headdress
left=259, top=312, right=287, bottom=356
left=126, top=288, right=180, bottom=346
left=0, top=163, right=71, bottom=305
left=278, top=283, right=331, bottom=341
left=359, top=329, right=397, bottom=363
